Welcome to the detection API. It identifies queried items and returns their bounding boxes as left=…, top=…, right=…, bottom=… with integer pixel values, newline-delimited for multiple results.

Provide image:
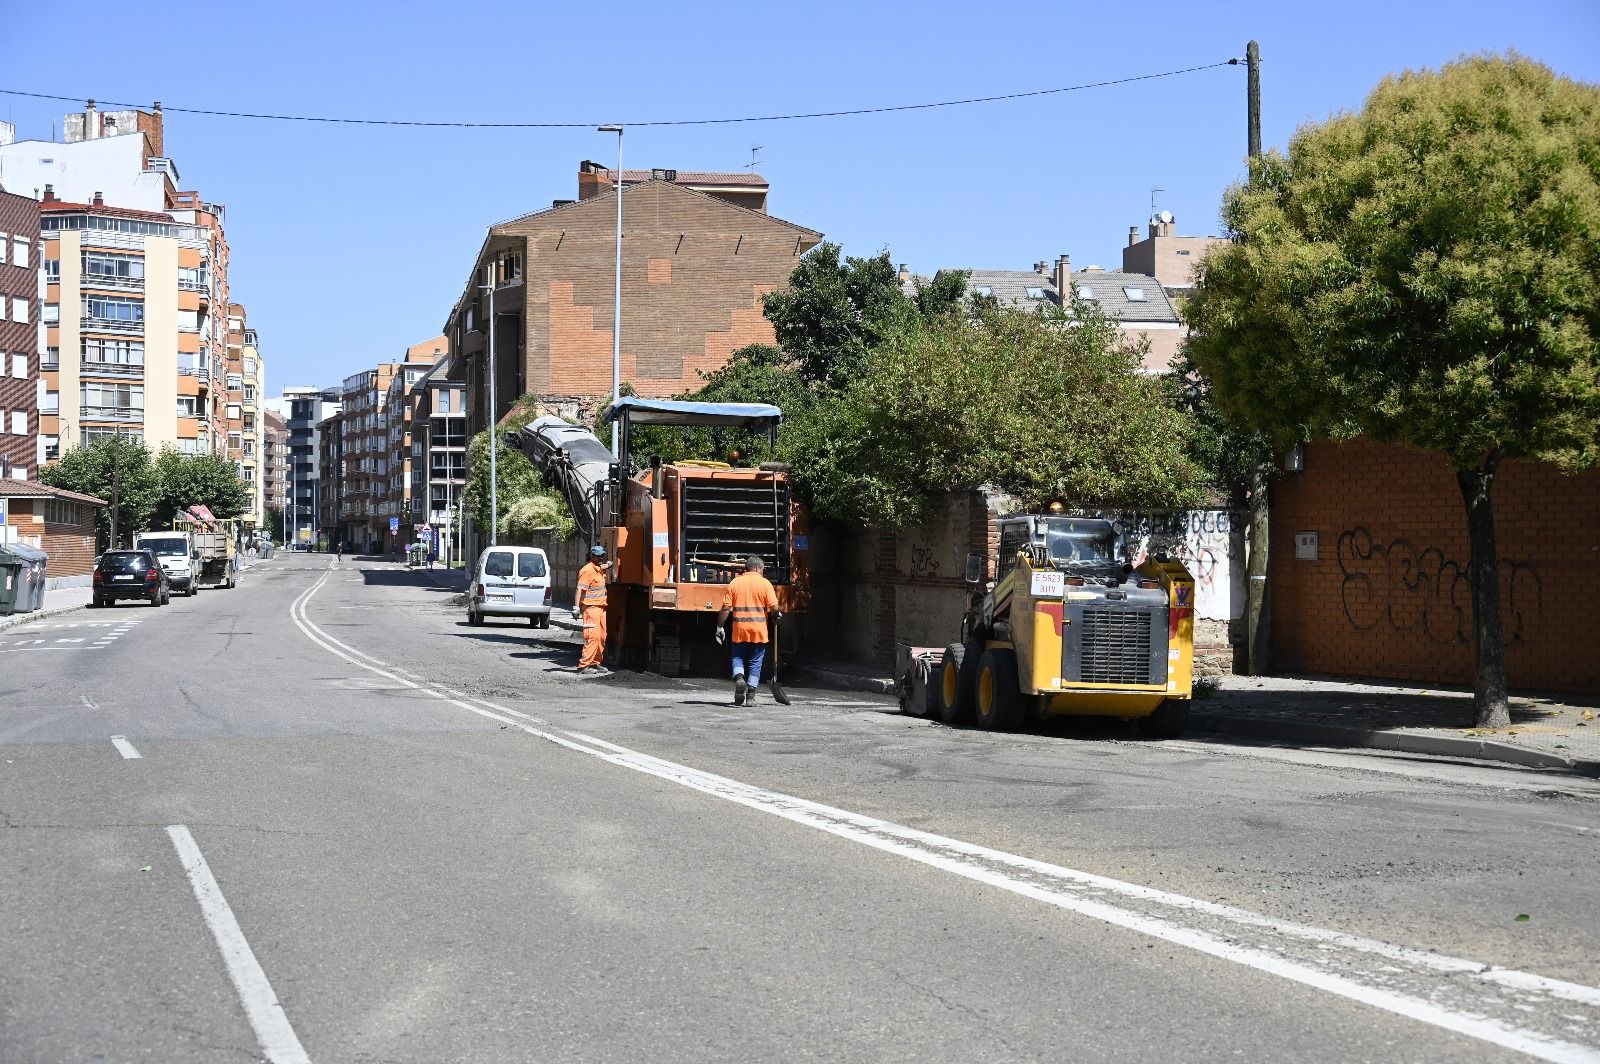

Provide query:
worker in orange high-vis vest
left=716, top=555, right=781, bottom=706
left=576, top=545, right=611, bottom=674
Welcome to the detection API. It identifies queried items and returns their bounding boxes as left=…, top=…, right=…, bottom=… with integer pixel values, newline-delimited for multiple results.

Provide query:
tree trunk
left=1245, top=460, right=1271, bottom=675
left=1457, top=456, right=1510, bottom=728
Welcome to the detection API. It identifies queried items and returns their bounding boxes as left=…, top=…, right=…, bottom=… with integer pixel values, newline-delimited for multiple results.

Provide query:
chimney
left=898, top=263, right=911, bottom=283
left=92, top=191, right=104, bottom=206
left=1052, top=254, right=1070, bottom=299
left=84, top=98, right=98, bottom=140
left=1128, top=226, right=1140, bottom=247
left=42, top=184, right=56, bottom=203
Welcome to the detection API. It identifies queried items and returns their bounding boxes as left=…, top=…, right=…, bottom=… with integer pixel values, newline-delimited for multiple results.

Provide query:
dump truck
left=175, top=511, right=241, bottom=590
left=899, top=513, right=1194, bottom=737
left=513, top=397, right=808, bottom=674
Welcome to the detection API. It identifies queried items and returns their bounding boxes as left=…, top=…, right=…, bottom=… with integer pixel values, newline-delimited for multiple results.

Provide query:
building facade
left=443, top=164, right=822, bottom=438
left=317, top=408, right=344, bottom=551
left=1120, top=212, right=1229, bottom=296
left=267, top=386, right=340, bottom=549
left=375, top=337, right=445, bottom=554
left=0, top=189, right=40, bottom=479
left=0, top=479, right=105, bottom=579
left=409, top=358, right=464, bottom=565
left=262, top=409, right=287, bottom=537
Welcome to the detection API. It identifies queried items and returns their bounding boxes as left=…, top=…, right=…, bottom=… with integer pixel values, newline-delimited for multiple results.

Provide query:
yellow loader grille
left=1076, top=608, right=1159, bottom=685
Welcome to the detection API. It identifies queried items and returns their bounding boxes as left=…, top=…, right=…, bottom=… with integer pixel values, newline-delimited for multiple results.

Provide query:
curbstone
left=1190, top=712, right=1600, bottom=777
left=0, top=602, right=90, bottom=634
left=784, top=665, right=897, bottom=696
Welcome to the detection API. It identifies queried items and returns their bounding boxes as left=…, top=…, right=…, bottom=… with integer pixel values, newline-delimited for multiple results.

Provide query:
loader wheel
left=937, top=642, right=979, bottom=726
left=1136, top=699, right=1190, bottom=740
left=975, top=648, right=1025, bottom=732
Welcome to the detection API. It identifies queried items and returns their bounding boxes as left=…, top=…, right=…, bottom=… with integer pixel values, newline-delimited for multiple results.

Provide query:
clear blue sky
left=6, top=0, right=1598, bottom=393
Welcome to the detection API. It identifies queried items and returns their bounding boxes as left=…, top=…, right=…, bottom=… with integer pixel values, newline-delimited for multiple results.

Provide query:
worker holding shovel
left=716, top=555, right=782, bottom=706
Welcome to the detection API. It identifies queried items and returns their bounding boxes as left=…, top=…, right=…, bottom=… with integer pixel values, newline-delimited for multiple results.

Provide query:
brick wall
left=504, top=181, right=818, bottom=400
left=1270, top=438, right=1600, bottom=694
left=1, top=498, right=98, bottom=577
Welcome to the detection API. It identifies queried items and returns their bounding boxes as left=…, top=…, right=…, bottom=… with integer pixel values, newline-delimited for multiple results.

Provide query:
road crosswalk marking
left=0, top=616, right=142, bottom=652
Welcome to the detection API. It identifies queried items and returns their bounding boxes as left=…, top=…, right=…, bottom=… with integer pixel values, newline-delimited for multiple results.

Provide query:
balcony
left=82, top=406, right=145, bottom=423
left=81, top=360, right=144, bottom=380
left=82, top=273, right=144, bottom=293
left=81, top=316, right=144, bottom=336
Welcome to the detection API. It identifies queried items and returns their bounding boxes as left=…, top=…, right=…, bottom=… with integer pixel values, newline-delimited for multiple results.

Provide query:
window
left=42, top=302, right=59, bottom=325
left=406, top=369, right=423, bottom=383
left=44, top=258, right=61, bottom=283
left=226, top=374, right=242, bottom=390
left=85, top=296, right=143, bottom=322
left=244, top=358, right=256, bottom=376
left=1025, top=287, right=1046, bottom=300
left=10, top=411, right=26, bottom=435
left=80, top=382, right=144, bottom=416
left=484, top=551, right=514, bottom=578
left=228, top=432, right=242, bottom=450
left=973, top=286, right=993, bottom=297
left=243, top=385, right=255, bottom=402
left=177, top=266, right=201, bottom=290
left=243, top=414, right=255, bottom=432
left=43, top=435, right=59, bottom=461
left=10, top=353, right=25, bottom=379
left=436, top=391, right=450, bottom=413
left=12, top=237, right=28, bottom=269
left=83, top=251, right=143, bottom=281
left=42, top=347, right=59, bottom=369
left=177, top=396, right=199, bottom=417
left=1076, top=284, right=1095, bottom=300
left=1122, top=286, right=1148, bottom=302
left=226, top=404, right=241, bottom=420
left=177, top=309, right=200, bottom=332
left=1176, top=249, right=1192, bottom=257
left=82, top=338, right=144, bottom=366
left=518, top=553, right=547, bottom=578
left=11, top=465, right=28, bottom=481
left=11, top=298, right=26, bottom=324
left=41, top=390, right=58, bottom=413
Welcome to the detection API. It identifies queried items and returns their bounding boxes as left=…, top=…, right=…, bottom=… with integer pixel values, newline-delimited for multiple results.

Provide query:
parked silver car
left=468, top=546, right=553, bottom=627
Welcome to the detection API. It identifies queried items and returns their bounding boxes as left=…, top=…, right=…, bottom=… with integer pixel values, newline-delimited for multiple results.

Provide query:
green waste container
left=0, top=547, right=20, bottom=616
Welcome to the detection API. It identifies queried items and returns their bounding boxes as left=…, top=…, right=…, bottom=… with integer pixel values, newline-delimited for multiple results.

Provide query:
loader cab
left=996, top=515, right=1121, bottom=580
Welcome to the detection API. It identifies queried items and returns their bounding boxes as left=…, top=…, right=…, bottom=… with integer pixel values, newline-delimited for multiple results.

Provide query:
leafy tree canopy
left=39, top=440, right=250, bottom=550
left=148, top=448, right=249, bottom=528
left=1185, top=54, right=1600, bottom=471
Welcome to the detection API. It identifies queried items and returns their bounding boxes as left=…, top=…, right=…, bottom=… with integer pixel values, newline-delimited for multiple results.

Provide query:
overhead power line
left=0, top=61, right=1234, bottom=130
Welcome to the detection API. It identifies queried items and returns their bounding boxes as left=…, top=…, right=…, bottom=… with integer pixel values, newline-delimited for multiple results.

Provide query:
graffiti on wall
left=1105, top=510, right=1243, bottom=622
left=1335, top=527, right=1544, bottom=644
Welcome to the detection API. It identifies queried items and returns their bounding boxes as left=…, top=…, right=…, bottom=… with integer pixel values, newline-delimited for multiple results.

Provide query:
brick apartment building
left=0, top=188, right=40, bottom=479
left=408, top=358, right=464, bottom=565
left=1120, top=212, right=1229, bottom=296
left=380, top=336, right=445, bottom=553
left=262, top=408, right=287, bottom=535
left=317, top=407, right=343, bottom=551
left=443, top=162, right=823, bottom=437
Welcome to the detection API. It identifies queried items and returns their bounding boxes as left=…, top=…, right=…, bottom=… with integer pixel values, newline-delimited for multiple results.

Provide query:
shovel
left=768, top=614, right=792, bottom=705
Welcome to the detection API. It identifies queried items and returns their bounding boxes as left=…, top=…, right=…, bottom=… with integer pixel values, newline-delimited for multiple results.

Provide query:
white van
left=133, top=530, right=200, bottom=596
left=469, top=545, right=553, bottom=627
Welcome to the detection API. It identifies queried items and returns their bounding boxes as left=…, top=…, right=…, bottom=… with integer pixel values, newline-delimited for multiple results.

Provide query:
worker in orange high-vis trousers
left=576, top=545, right=611, bottom=675
left=716, top=555, right=781, bottom=706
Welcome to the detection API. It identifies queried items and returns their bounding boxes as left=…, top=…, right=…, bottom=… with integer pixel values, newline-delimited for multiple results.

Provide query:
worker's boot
left=733, top=674, right=747, bottom=706
left=743, top=686, right=758, bottom=707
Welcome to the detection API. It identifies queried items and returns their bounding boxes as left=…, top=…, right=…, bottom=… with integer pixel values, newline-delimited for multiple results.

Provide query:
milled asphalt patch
left=403, top=560, right=1600, bottom=777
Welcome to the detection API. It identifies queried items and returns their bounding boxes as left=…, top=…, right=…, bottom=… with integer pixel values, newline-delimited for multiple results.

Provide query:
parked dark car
left=92, top=549, right=170, bottom=608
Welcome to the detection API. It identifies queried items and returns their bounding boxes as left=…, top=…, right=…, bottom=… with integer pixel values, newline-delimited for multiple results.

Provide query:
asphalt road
left=2, top=556, right=1596, bottom=1063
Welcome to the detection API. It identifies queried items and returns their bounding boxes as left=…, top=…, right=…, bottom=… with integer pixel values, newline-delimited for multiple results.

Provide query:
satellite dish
left=1158, top=210, right=1175, bottom=224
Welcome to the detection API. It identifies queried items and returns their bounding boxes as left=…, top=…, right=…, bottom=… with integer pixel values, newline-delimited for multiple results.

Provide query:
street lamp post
left=598, top=124, right=623, bottom=459
left=480, top=267, right=498, bottom=546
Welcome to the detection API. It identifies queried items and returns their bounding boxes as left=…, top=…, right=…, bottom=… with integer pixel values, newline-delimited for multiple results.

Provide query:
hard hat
left=589, top=545, right=607, bottom=557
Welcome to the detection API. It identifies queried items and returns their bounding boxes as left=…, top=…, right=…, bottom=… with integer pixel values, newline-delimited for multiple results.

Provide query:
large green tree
left=1184, top=55, right=1600, bottom=726
left=791, top=300, right=1207, bottom=526
left=39, top=437, right=155, bottom=551
left=148, top=447, right=250, bottom=528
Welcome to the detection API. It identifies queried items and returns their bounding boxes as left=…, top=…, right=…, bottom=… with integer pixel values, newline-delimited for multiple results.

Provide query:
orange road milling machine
left=515, top=398, right=808, bottom=674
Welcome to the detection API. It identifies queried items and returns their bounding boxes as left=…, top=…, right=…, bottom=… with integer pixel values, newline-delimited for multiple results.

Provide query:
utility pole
left=482, top=267, right=498, bottom=546
left=109, top=431, right=122, bottom=550
left=1244, top=38, right=1271, bottom=677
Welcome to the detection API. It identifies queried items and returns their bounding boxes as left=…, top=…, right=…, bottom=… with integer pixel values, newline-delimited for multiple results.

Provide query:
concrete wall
left=1270, top=438, right=1600, bottom=695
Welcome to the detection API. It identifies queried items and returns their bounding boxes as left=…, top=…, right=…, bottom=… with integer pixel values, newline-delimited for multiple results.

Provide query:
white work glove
left=715, top=627, right=727, bottom=646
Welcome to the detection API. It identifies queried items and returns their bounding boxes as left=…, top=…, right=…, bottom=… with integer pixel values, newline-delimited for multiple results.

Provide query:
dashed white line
left=109, top=735, right=141, bottom=759
left=166, top=826, right=310, bottom=1064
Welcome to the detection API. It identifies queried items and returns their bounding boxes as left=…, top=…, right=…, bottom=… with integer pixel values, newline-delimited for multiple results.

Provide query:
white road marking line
left=81, top=695, right=99, bottom=710
left=109, top=735, right=141, bottom=759
left=287, top=570, right=1600, bottom=1062
left=166, top=826, right=311, bottom=1064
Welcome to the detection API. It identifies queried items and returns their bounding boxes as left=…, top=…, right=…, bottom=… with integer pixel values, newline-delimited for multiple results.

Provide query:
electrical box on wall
left=1294, top=531, right=1319, bottom=560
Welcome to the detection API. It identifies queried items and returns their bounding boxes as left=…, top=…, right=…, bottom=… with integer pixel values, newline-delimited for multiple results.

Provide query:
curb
left=784, top=665, right=896, bottom=696
left=1190, top=712, right=1600, bottom=777
left=0, top=601, right=90, bottom=634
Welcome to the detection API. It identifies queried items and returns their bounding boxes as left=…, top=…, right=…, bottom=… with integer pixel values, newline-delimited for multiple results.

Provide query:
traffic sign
left=389, top=517, right=400, bottom=534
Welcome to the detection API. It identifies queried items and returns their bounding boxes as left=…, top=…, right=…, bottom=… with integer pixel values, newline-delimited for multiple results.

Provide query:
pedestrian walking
left=427, top=546, right=437, bottom=571
left=336, top=539, right=344, bottom=561
left=576, top=545, right=611, bottom=675
left=716, top=555, right=781, bottom=706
